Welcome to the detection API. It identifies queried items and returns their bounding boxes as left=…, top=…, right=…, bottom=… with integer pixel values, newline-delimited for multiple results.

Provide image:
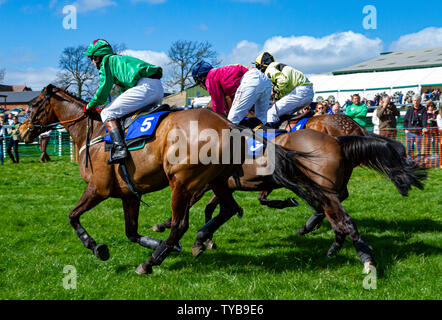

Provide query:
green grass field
left=0, top=157, right=441, bottom=300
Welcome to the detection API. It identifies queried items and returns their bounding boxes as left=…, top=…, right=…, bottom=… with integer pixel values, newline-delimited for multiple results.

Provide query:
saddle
left=279, top=110, right=314, bottom=130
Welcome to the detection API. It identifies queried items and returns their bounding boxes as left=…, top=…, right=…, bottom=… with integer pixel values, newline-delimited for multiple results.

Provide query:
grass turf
left=0, top=157, right=440, bottom=300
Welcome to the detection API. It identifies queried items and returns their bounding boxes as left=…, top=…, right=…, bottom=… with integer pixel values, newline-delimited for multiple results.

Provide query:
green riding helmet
left=84, top=39, right=115, bottom=57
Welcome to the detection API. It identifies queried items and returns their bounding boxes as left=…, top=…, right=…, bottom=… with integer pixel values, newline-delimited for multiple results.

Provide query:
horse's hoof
left=173, top=241, right=183, bottom=252
left=363, top=261, right=376, bottom=275
left=206, top=239, right=217, bottom=250
left=295, top=227, right=307, bottom=236
left=93, top=244, right=110, bottom=261
left=236, top=207, right=244, bottom=219
left=151, top=224, right=165, bottom=233
left=135, top=264, right=152, bottom=275
left=192, top=244, right=206, bottom=258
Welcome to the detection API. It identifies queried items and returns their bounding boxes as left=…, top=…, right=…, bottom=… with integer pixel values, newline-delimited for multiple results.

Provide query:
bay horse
left=153, top=117, right=425, bottom=270
left=19, top=84, right=339, bottom=275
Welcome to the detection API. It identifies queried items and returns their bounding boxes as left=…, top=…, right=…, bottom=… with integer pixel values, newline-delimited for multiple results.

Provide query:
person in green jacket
left=84, top=39, right=163, bottom=164
left=345, top=94, right=368, bottom=127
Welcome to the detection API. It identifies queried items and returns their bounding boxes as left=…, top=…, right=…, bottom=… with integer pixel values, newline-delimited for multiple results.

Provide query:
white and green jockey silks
left=88, top=55, right=163, bottom=110
left=100, top=78, right=164, bottom=123
left=265, top=62, right=312, bottom=100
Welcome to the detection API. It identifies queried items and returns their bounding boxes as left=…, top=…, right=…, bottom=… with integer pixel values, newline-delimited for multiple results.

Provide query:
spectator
left=345, top=94, right=368, bottom=127
left=330, top=102, right=341, bottom=114
left=398, top=92, right=404, bottom=104
left=7, top=116, right=20, bottom=164
left=437, top=106, right=442, bottom=154
left=403, top=95, right=428, bottom=162
left=372, top=107, right=380, bottom=134
left=7, top=113, right=14, bottom=126
left=314, top=103, right=326, bottom=116
left=0, top=114, right=5, bottom=165
left=377, top=94, right=400, bottom=139
left=39, top=131, right=52, bottom=163
left=425, top=101, right=439, bottom=155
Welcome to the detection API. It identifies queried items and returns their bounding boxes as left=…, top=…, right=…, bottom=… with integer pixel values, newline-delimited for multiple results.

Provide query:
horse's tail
left=337, top=135, right=427, bottom=196
left=365, top=131, right=407, bottom=158
left=270, top=143, right=335, bottom=211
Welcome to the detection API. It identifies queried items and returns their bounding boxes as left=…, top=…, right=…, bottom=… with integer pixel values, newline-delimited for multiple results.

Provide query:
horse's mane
left=50, top=84, right=88, bottom=105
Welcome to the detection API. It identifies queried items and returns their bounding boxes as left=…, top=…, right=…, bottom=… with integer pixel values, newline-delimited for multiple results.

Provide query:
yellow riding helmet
left=254, top=52, right=275, bottom=71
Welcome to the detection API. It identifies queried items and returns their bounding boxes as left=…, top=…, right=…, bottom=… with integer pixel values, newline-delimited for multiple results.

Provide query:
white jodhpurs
left=227, top=68, right=272, bottom=125
left=267, top=85, right=314, bottom=123
left=100, top=78, right=164, bottom=123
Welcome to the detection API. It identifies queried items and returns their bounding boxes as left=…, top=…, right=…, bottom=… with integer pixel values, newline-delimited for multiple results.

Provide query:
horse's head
left=19, top=84, right=63, bottom=143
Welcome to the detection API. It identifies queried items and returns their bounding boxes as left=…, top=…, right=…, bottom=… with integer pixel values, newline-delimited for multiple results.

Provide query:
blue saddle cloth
left=287, top=116, right=311, bottom=133
left=246, top=131, right=284, bottom=156
left=103, top=111, right=171, bottom=143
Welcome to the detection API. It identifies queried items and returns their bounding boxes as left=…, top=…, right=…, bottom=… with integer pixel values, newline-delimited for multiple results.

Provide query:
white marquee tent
left=310, top=67, right=442, bottom=104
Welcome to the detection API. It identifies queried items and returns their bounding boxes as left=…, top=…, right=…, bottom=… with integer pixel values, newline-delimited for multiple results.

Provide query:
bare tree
left=167, top=40, right=220, bottom=92
left=56, top=43, right=126, bottom=100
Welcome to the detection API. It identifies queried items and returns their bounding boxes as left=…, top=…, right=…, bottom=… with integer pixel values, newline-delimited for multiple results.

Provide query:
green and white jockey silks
left=100, top=78, right=164, bottom=123
left=265, top=62, right=314, bottom=123
left=84, top=40, right=164, bottom=123
left=228, top=68, right=272, bottom=125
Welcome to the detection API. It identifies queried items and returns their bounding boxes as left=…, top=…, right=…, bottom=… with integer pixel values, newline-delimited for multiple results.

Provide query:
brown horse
left=19, top=84, right=337, bottom=275
left=153, top=115, right=425, bottom=270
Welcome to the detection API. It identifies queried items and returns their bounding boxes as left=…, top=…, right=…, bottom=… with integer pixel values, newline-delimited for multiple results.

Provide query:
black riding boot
left=105, top=119, right=128, bottom=164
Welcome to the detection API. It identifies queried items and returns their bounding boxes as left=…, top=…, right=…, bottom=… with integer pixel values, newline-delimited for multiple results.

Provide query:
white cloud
left=389, top=27, right=442, bottom=51
left=71, top=0, right=117, bottom=13
left=3, top=67, right=59, bottom=91
left=226, top=31, right=384, bottom=74
left=198, top=23, right=208, bottom=31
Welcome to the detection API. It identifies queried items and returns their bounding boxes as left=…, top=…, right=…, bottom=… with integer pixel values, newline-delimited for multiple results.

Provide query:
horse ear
left=60, top=84, right=71, bottom=91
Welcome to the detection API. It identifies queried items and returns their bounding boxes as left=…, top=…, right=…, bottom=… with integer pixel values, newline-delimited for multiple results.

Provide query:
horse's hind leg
left=151, top=217, right=171, bottom=233
left=69, top=184, right=109, bottom=261
left=122, top=196, right=182, bottom=252
left=323, top=198, right=376, bottom=273
left=151, top=185, right=211, bottom=233
left=192, top=183, right=242, bottom=257
left=136, top=178, right=193, bottom=275
left=258, top=190, right=300, bottom=209
left=296, top=186, right=349, bottom=236
left=296, top=212, right=326, bottom=235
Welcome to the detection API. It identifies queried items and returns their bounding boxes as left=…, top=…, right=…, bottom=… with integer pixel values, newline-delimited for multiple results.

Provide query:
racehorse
left=19, top=84, right=338, bottom=275
left=153, top=115, right=425, bottom=270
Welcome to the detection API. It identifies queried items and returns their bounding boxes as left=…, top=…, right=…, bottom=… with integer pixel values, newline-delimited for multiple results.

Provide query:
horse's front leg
left=69, top=184, right=109, bottom=260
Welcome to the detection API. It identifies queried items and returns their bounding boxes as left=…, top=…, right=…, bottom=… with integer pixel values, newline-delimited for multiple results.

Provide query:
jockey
left=84, top=39, right=163, bottom=164
left=254, top=52, right=314, bottom=128
left=192, top=61, right=272, bottom=125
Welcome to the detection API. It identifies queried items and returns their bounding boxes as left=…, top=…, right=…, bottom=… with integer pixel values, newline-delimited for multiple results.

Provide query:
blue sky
left=1, top=0, right=441, bottom=90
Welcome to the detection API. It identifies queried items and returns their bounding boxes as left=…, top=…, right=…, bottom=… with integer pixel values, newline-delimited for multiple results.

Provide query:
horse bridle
left=23, top=88, right=86, bottom=140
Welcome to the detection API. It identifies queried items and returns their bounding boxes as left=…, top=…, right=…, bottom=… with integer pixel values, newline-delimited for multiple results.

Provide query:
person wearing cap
left=84, top=39, right=163, bottom=164
left=0, top=114, right=5, bottom=165
left=254, top=52, right=314, bottom=128
left=192, top=61, right=272, bottom=125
